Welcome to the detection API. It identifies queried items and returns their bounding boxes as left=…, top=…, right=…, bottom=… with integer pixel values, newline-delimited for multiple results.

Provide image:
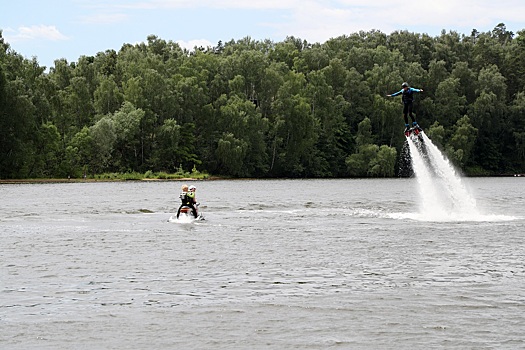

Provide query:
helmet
left=189, top=185, right=196, bottom=191
left=402, top=82, right=409, bottom=88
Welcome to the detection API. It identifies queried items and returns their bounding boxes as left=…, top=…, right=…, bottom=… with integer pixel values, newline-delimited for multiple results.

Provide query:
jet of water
left=407, top=132, right=480, bottom=221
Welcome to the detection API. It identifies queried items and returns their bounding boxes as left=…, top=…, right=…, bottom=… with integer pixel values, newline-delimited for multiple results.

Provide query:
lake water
left=1, top=177, right=524, bottom=349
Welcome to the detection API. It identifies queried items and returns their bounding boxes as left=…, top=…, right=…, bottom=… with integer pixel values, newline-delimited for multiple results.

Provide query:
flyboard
left=405, top=124, right=423, bottom=140
left=405, top=124, right=427, bottom=155
left=399, top=124, right=428, bottom=178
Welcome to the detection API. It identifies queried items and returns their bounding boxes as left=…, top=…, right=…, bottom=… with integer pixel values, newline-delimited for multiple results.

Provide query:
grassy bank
left=94, top=169, right=210, bottom=181
left=0, top=169, right=211, bottom=184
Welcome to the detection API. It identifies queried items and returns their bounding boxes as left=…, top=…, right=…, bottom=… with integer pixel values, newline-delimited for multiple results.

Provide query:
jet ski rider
left=176, top=184, right=198, bottom=218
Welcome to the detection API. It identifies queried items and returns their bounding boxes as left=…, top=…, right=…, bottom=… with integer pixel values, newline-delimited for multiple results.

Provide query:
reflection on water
left=1, top=178, right=524, bottom=349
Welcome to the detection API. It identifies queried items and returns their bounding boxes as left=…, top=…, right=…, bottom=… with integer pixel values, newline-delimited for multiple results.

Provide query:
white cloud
left=114, top=0, right=300, bottom=10
left=89, top=0, right=524, bottom=43
left=176, top=39, right=214, bottom=51
left=254, top=0, right=525, bottom=41
left=384, top=1, right=524, bottom=36
left=4, top=25, right=69, bottom=42
left=79, top=13, right=129, bottom=24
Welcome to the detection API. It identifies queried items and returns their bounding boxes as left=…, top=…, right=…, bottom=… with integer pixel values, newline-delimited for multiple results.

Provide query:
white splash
left=168, top=215, right=194, bottom=223
left=406, top=132, right=503, bottom=222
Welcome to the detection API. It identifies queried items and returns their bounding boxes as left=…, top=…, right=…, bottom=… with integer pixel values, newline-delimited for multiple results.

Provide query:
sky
left=2, top=0, right=525, bottom=70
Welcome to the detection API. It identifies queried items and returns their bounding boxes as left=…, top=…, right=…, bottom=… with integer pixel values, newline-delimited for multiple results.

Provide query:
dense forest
left=1, top=23, right=525, bottom=179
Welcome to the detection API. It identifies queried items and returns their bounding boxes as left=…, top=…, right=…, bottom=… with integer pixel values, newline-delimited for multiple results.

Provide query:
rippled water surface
left=1, top=178, right=524, bottom=349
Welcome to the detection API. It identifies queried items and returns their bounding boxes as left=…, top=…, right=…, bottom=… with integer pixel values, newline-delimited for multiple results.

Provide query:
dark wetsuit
left=390, top=87, right=422, bottom=125
left=176, top=192, right=198, bottom=218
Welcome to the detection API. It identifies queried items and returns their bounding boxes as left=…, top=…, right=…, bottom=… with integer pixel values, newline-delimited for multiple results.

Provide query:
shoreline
left=0, top=177, right=221, bottom=184
left=0, top=174, right=523, bottom=184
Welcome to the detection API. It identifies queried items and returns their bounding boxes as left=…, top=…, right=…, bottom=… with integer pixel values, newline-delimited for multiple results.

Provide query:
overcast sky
left=2, top=0, right=525, bottom=69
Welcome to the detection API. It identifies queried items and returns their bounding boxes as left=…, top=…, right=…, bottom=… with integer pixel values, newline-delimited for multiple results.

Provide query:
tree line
left=1, top=23, right=525, bottom=179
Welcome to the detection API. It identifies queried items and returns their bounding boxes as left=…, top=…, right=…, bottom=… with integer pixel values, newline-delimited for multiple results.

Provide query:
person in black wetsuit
left=387, top=82, right=424, bottom=133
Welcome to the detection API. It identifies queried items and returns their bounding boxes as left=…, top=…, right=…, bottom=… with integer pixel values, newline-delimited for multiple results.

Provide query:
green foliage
left=426, top=122, right=446, bottom=148
left=93, top=168, right=209, bottom=181
left=216, top=133, right=248, bottom=176
left=370, top=145, right=398, bottom=177
left=94, top=75, right=122, bottom=115
left=446, top=116, right=478, bottom=166
left=345, top=118, right=397, bottom=177
left=434, top=77, right=467, bottom=128
left=1, top=24, right=525, bottom=179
